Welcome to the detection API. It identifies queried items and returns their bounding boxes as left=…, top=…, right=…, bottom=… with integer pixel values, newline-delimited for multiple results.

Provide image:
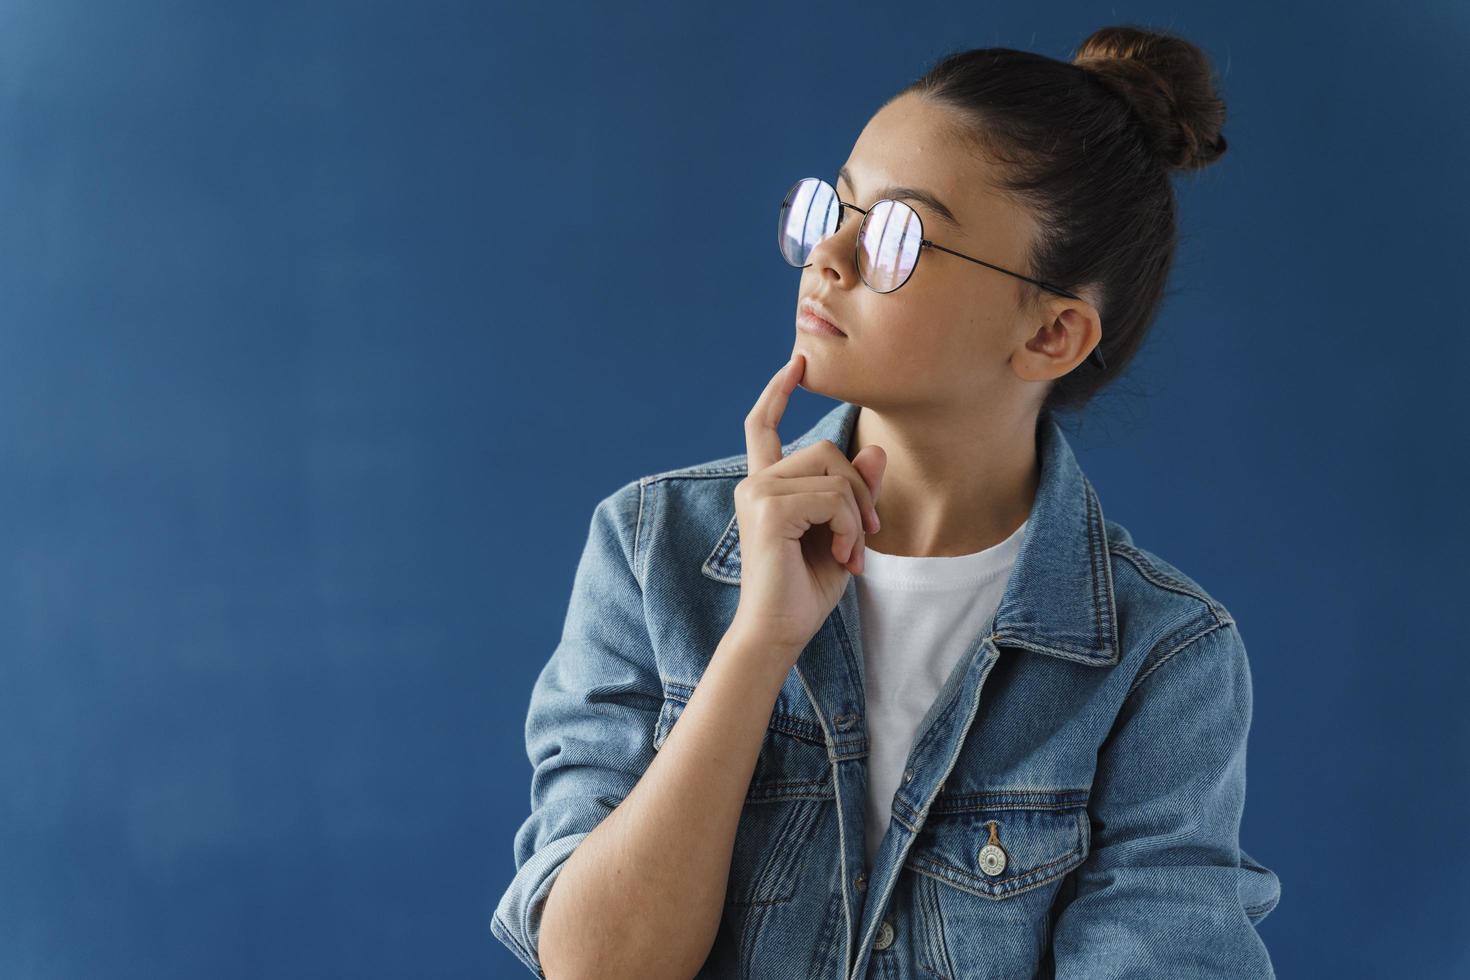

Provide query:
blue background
left=3, top=1, right=1465, bottom=977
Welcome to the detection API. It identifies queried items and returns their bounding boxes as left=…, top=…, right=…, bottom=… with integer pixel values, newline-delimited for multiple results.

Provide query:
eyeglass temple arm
left=926, top=242, right=1107, bottom=370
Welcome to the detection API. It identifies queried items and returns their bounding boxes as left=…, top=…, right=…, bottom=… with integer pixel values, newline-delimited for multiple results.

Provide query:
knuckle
left=822, top=439, right=854, bottom=472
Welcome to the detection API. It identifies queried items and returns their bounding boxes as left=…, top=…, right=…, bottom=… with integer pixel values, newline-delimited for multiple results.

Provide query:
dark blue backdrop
left=3, top=1, right=1465, bottom=977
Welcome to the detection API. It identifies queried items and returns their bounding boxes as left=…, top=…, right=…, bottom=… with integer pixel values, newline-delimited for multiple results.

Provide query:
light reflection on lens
left=857, top=199, right=921, bottom=292
left=777, top=177, right=838, bottom=267
left=778, top=177, right=922, bottom=292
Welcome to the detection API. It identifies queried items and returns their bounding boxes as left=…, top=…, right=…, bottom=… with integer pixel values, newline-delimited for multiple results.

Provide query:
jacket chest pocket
left=901, top=790, right=1091, bottom=978
left=652, top=687, right=835, bottom=907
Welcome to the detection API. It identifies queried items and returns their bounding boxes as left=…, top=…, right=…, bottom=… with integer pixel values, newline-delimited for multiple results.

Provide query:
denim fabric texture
left=491, top=399, right=1282, bottom=979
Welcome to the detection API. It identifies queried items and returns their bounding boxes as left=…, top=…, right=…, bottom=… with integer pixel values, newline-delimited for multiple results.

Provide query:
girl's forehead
left=847, top=100, right=1021, bottom=227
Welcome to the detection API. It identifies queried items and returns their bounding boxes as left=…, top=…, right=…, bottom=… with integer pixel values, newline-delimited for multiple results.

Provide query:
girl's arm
left=490, top=481, right=798, bottom=980
left=538, top=624, right=791, bottom=980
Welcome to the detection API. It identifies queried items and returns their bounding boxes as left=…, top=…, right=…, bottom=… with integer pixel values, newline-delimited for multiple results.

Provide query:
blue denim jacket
left=491, top=399, right=1282, bottom=979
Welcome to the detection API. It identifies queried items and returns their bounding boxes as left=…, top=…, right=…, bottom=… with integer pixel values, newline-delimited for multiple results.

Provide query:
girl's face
left=793, top=91, right=1097, bottom=415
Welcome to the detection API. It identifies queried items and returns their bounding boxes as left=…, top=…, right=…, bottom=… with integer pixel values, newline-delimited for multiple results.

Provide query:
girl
left=495, top=25, right=1281, bottom=980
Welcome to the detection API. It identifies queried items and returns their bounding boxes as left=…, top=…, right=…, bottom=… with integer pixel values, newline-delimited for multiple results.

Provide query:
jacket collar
left=701, top=400, right=1120, bottom=667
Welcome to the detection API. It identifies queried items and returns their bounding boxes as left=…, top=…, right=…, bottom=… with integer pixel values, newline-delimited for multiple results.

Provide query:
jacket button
left=835, top=712, right=857, bottom=731
left=872, top=919, right=895, bottom=950
left=853, top=872, right=867, bottom=892
left=902, top=768, right=914, bottom=784
left=979, top=842, right=1008, bottom=876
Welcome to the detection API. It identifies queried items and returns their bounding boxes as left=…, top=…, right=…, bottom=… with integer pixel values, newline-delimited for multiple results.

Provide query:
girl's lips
left=798, top=301, right=847, bottom=336
left=798, top=310, right=846, bottom=337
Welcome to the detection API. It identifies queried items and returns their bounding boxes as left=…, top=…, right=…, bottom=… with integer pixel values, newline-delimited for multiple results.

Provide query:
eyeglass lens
left=777, top=177, right=923, bottom=293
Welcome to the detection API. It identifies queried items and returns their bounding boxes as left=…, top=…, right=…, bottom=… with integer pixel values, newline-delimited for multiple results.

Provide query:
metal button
left=979, top=843, right=1008, bottom=876
left=872, top=919, right=895, bottom=950
left=835, top=712, right=856, bottom=731
left=901, top=768, right=913, bottom=784
left=853, top=871, right=867, bottom=893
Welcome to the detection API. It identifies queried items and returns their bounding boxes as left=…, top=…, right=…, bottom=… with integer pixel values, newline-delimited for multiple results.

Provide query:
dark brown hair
left=892, top=25, right=1229, bottom=417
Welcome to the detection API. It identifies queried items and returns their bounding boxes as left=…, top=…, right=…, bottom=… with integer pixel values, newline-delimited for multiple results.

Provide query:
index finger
left=744, top=352, right=804, bottom=474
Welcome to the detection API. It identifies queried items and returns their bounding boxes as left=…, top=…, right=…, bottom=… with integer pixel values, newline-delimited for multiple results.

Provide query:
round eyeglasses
left=777, top=176, right=1106, bottom=370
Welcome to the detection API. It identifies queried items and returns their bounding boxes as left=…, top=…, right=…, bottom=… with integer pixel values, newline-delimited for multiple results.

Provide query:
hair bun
left=1073, top=25, right=1227, bottom=171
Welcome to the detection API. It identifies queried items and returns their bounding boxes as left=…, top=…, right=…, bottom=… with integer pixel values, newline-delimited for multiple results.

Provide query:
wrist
left=718, top=618, right=801, bottom=690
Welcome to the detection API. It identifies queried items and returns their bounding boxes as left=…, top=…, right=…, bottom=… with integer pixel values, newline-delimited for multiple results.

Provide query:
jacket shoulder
left=1104, top=518, right=1235, bottom=627
left=1103, top=520, right=1250, bottom=701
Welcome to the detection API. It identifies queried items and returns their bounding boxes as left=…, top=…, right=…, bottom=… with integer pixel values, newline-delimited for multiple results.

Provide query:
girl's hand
left=728, top=352, right=886, bottom=665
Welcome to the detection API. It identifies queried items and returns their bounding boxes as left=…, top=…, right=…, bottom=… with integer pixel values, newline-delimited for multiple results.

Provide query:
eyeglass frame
left=780, top=176, right=1107, bottom=371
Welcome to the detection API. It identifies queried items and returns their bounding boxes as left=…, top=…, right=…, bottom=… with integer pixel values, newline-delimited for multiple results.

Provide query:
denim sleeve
left=1048, top=618, right=1283, bottom=979
left=489, top=478, right=664, bottom=978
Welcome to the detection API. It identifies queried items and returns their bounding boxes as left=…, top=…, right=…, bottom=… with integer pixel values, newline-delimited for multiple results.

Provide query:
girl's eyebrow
left=837, top=165, right=962, bottom=229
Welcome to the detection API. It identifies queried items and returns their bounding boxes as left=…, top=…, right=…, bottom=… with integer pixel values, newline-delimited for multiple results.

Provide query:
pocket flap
left=905, top=790, right=1091, bottom=899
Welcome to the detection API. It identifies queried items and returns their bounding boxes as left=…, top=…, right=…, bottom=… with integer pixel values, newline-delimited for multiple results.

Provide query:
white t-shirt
left=854, top=517, right=1028, bottom=870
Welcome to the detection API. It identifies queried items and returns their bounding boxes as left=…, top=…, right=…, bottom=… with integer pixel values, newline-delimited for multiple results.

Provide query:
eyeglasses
left=778, top=176, right=1106, bottom=370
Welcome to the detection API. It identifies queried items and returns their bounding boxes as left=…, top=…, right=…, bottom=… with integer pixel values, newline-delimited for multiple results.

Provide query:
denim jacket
left=491, top=399, right=1282, bottom=979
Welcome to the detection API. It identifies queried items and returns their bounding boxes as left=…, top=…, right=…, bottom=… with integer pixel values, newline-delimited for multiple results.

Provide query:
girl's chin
left=791, top=348, right=845, bottom=393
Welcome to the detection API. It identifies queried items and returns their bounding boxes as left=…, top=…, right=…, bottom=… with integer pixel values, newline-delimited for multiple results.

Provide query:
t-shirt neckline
left=858, top=517, right=1028, bottom=589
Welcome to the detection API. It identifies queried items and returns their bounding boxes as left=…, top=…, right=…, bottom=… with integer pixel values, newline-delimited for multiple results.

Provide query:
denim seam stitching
left=921, top=867, right=958, bottom=980
left=929, top=789, right=1091, bottom=812
left=789, top=660, right=854, bottom=974
left=642, top=457, right=768, bottom=484
left=905, top=840, right=1085, bottom=900
left=490, top=907, right=542, bottom=977
left=1110, top=542, right=1226, bottom=614
left=731, top=793, right=812, bottom=906
left=1085, top=482, right=1110, bottom=649
left=1125, top=617, right=1237, bottom=702
left=710, top=512, right=741, bottom=566
left=633, top=479, right=646, bottom=590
